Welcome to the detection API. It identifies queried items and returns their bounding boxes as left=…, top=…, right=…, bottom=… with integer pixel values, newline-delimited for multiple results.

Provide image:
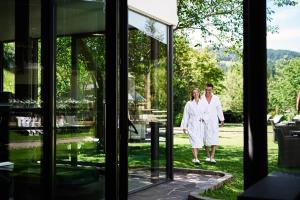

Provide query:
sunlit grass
left=173, top=125, right=299, bottom=200
left=8, top=124, right=298, bottom=200
left=9, top=130, right=93, bottom=142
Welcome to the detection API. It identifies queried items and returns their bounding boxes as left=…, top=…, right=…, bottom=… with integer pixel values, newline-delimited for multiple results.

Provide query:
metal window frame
left=35, top=0, right=174, bottom=199
left=166, top=26, right=173, bottom=180
left=243, top=0, right=268, bottom=189
left=0, top=42, right=3, bottom=92
left=105, top=0, right=119, bottom=199
left=119, top=0, right=129, bottom=198
left=41, top=0, right=56, bottom=199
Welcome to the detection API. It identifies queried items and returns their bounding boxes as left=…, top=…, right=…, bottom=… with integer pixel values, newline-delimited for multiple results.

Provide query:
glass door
left=55, top=1, right=106, bottom=199
left=0, top=0, right=43, bottom=199
left=127, top=10, right=169, bottom=192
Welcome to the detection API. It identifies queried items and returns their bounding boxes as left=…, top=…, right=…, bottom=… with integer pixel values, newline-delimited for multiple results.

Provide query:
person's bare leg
left=192, top=148, right=198, bottom=160
left=205, top=146, right=210, bottom=158
left=211, top=145, right=216, bottom=159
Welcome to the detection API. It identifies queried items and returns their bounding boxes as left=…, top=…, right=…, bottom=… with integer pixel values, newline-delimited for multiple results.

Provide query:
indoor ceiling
left=0, top=0, right=105, bottom=42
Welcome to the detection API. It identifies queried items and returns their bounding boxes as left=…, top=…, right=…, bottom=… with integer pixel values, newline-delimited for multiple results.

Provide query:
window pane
left=0, top=0, right=42, bottom=199
left=128, top=10, right=168, bottom=192
left=55, top=0, right=106, bottom=199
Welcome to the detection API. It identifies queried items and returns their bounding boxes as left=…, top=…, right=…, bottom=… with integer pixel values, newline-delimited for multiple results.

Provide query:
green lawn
left=173, top=125, right=298, bottom=200
left=9, top=130, right=93, bottom=142
left=7, top=124, right=299, bottom=199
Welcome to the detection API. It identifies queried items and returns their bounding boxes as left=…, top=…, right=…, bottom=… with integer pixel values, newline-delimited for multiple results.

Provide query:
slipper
left=205, top=157, right=211, bottom=162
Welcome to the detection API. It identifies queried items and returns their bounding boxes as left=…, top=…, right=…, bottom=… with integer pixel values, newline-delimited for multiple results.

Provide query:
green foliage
left=268, top=57, right=300, bottom=118
left=56, top=37, right=72, bottom=98
left=128, top=30, right=168, bottom=110
left=220, top=62, right=243, bottom=112
left=3, top=43, right=15, bottom=71
left=177, top=0, right=243, bottom=49
left=56, top=36, right=105, bottom=100
left=3, top=69, right=15, bottom=93
left=173, top=35, right=224, bottom=125
left=176, top=0, right=298, bottom=49
left=267, top=49, right=300, bottom=78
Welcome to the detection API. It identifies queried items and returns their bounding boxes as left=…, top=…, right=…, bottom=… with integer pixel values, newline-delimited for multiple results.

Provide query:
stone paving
left=128, top=168, right=232, bottom=200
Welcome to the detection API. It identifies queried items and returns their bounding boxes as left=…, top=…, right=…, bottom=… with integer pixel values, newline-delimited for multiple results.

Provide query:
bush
left=174, top=113, right=183, bottom=127
left=223, top=111, right=243, bottom=123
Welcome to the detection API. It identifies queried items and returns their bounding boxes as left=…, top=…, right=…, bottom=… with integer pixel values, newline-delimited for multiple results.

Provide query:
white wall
left=128, top=0, right=178, bottom=27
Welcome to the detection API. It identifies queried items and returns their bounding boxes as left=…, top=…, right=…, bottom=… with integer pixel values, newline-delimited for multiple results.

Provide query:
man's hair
left=206, top=83, right=214, bottom=88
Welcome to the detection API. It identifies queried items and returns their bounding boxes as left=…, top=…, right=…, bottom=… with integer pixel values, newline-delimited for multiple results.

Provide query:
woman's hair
left=190, top=88, right=200, bottom=100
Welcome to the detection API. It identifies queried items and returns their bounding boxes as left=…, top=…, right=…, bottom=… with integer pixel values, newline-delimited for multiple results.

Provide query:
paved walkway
left=129, top=168, right=232, bottom=200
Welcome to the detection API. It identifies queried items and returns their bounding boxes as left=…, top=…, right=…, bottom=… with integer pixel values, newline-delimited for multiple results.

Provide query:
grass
left=9, top=130, right=93, bottom=142
left=173, top=128, right=244, bottom=199
left=7, top=124, right=299, bottom=199
left=173, top=125, right=299, bottom=200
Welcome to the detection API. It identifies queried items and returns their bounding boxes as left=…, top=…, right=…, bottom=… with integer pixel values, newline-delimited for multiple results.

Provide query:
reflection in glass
left=128, top=10, right=168, bottom=192
left=267, top=2, right=300, bottom=173
left=129, top=10, right=167, bottom=44
left=0, top=0, right=42, bottom=199
left=55, top=1, right=106, bottom=199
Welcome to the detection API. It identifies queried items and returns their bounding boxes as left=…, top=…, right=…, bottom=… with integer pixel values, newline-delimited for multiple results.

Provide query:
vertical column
left=0, top=92, right=11, bottom=162
left=0, top=92, right=11, bottom=200
left=243, top=0, right=268, bottom=189
left=151, top=38, right=159, bottom=107
left=119, top=0, right=128, bottom=197
left=32, top=39, right=39, bottom=100
left=0, top=43, right=3, bottom=92
left=15, top=0, right=33, bottom=100
left=41, top=0, right=56, bottom=199
left=150, top=122, right=159, bottom=179
left=166, top=27, right=174, bottom=180
left=71, top=36, right=78, bottom=99
left=71, top=36, right=78, bottom=166
left=106, top=0, right=119, bottom=199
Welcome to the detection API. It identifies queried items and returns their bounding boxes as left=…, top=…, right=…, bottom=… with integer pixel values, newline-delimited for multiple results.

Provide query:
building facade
left=0, top=0, right=178, bottom=199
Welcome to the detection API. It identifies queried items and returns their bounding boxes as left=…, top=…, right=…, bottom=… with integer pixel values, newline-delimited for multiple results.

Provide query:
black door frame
left=41, top=0, right=123, bottom=198
left=243, top=0, right=268, bottom=189
left=41, top=0, right=56, bottom=199
left=20, top=0, right=173, bottom=199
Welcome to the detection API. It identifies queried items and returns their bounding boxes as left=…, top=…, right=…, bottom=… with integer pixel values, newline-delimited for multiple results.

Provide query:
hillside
left=212, top=48, right=300, bottom=74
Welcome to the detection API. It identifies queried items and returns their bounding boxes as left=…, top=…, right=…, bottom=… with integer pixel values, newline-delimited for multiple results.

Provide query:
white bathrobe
left=180, top=99, right=207, bottom=148
left=203, top=95, right=224, bottom=146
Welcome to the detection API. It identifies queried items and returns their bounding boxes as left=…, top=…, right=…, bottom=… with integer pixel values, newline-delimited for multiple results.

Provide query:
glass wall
left=55, top=0, right=106, bottom=199
left=0, top=1, right=173, bottom=199
left=0, top=0, right=42, bottom=199
left=267, top=1, right=300, bottom=173
left=128, top=10, right=168, bottom=192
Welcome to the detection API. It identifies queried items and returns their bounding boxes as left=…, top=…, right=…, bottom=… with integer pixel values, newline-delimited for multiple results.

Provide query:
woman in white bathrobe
left=203, top=83, right=224, bottom=163
left=181, top=88, right=207, bottom=164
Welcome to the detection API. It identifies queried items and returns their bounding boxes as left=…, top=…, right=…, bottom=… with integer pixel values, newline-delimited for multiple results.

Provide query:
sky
left=267, top=2, right=300, bottom=52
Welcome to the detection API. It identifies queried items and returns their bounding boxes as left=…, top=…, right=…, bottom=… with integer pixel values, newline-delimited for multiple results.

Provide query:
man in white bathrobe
left=203, top=83, right=224, bottom=163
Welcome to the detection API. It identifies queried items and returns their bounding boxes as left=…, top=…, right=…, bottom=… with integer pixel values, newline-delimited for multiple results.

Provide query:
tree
left=268, top=57, right=300, bottom=118
left=220, top=61, right=243, bottom=112
left=173, top=35, right=224, bottom=125
left=176, top=0, right=298, bottom=49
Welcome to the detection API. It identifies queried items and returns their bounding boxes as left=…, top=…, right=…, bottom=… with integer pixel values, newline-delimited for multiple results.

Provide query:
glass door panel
left=55, top=1, right=106, bottom=199
left=0, top=0, right=42, bottom=199
left=128, top=10, right=168, bottom=192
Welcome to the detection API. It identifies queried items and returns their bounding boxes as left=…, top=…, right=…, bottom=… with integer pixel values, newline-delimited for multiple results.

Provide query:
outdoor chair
left=276, top=125, right=300, bottom=168
left=270, top=115, right=284, bottom=142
